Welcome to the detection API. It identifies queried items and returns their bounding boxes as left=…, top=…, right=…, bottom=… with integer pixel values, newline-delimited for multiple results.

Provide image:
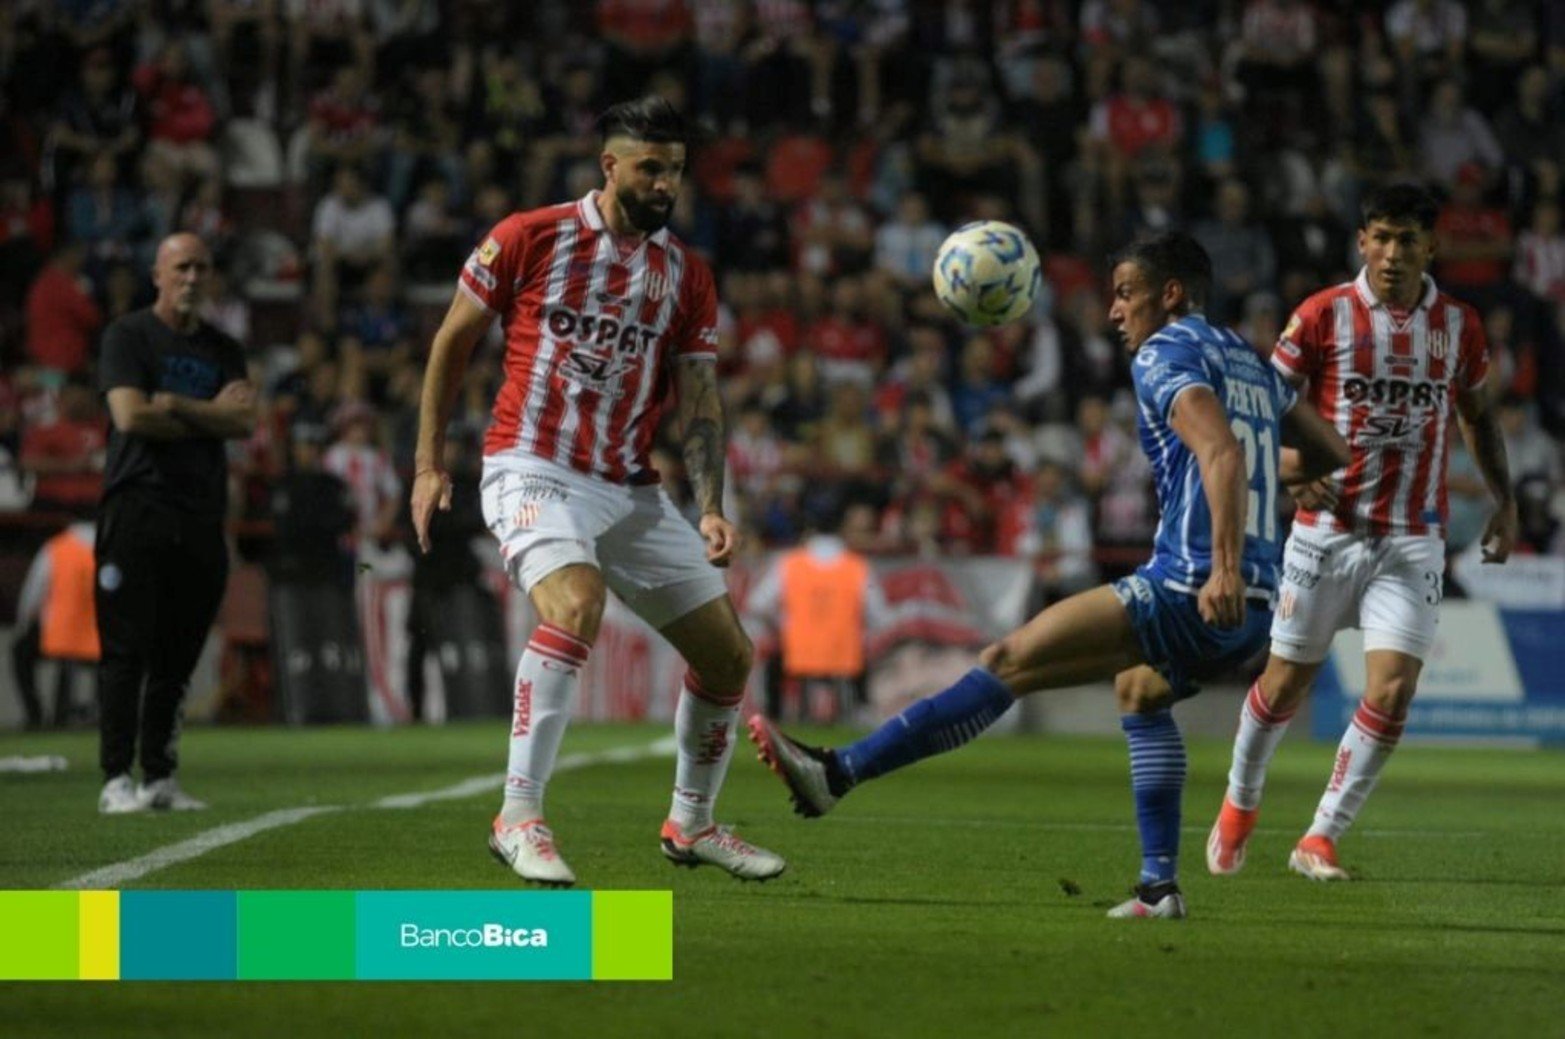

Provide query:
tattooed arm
left=674, top=355, right=738, bottom=566
left=1455, top=384, right=1518, bottom=563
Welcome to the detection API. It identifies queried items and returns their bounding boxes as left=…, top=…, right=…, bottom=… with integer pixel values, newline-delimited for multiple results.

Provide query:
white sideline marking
left=56, top=736, right=680, bottom=889
left=58, top=807, right=341, bottom=890
left=849, top=816, right=1487, bottom=839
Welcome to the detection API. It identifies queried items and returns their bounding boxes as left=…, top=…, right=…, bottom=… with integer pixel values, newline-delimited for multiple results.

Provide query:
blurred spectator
left=310, top=163, right=395, bottom=329
left=384, top=64, right=463, bottom=211
left=1017, top=456, right=1095, bottom=605
left=1193, top=179, right=1277, bottom=324
left=65, top=152, right=139, bottom=269
left=1231, top=0, right=1318, bottom=134
left=793, top=170, right=874, bottom=277
left=402, top=178, right=469, bottom=283
left=19, top=379, right=107, bottom=512
left=131, top=40, right=220, bottom=191
left=1385, top=0, right=1466, bottom=84
left=269, top=420, right=355, bottom=585
left=323, top=399, right=401, bottom=550
left=1468, top=0, right=1540, bottom=115
left=916, top=59, right=1044, bottom=229
left=211, top=0, right=282, bottom=118
left=338, top=266, right=412, bottom=402
left=597, top=0, right=694, bottom=103
left=717, top=162, right=789, bottom=272
left=1434, top=164, right=1512, bottom=304
left=368, top=0, right=442, bottom=85
left=47, top=47, right=140, bottom=191
left=806, top=276, right=887, bottom=388
left=1085, top=55, right=1182, bottom=214
left=690, top=0, right=751, bottom=129
left=926, top=428, right=1034, bottom=556
left=0, top=176, right=53, bottom=309
left=303, top=65, right=382, bottom=187
left=1418, top=78, right=1503, bottom=189
left=1493, top=66, right=1564, bottom=205
left=949, top=333, right=1010, bottom=435
left=287, top=0, right=374, bottom=112
left=1271, top=190, right=1352, bottom=302
left=1514, top=198, right=1565, bottom=306
left=1354, top=86, right=1418, bottom=185
left=874, top=190, right=947, bottom=293
left=24, top=244, right=103, bottom=376
left=1498, top=396, right=1562, bottom=488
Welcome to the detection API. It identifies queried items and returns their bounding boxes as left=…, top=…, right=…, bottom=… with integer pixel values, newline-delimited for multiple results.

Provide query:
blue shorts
left=1111, top=566, right=1273, bottom=700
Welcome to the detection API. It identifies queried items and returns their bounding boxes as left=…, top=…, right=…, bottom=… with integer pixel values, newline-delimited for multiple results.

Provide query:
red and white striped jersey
left=459, top=191, right=719, bottom=484
left=1272, top=269, right=1490, bottom=537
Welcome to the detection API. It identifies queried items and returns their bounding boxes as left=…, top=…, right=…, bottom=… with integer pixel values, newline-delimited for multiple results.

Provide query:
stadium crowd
left=2, top=0, right=1564, bottom=593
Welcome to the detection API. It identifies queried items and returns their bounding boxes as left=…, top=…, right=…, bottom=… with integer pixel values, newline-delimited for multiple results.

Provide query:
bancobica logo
left=400, top=922, right=550, bottom=949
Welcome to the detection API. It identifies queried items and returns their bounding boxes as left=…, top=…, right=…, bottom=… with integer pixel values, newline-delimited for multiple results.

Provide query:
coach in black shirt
left=96, top=232, right=255, bottom=814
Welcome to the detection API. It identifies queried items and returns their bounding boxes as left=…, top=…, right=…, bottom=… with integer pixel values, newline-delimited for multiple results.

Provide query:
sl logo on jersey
left=1358, top=413, right=1431, bottom=446
left=1427, top=329, right=1449, bottom=359
left=645, top=271, right=670, bottom=302
left=561, top=350, right=638, bottom=395
left=477, top=237, right=501, bottom=266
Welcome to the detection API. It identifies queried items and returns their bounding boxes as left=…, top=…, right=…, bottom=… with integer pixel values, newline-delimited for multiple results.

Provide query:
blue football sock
left=836, top=668, right=1014, bottom=785
left=1122, top=709, right=1187, bottom=886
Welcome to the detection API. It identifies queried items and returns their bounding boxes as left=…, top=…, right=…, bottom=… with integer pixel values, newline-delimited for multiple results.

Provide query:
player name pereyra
left=399, top=922, right=550, bottom=948
left=1225, top=381, right=1277, bottom=421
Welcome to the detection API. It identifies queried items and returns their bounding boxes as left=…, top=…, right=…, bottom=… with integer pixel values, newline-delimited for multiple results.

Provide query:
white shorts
left=1269, top=529, right=1445, bottom=664
left=479, top=452, right=728, bottom=629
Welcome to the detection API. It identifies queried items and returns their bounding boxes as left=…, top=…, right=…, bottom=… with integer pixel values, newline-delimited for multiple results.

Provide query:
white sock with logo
left=1306, top=699, right=1405, bottom=841
left=669, top=671, right=742, bottom=835
left=1225, top=680, right=1298, bottom=810
left=499, top=623, right=590, bottom=826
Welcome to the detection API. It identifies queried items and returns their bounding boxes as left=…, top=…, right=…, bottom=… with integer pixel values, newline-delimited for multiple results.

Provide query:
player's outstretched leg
left=749, top=666, right=1014, bottom=817
left=749, top=586, right=1141, bottom=817
left=1208, top=674, right=1301, bottom=875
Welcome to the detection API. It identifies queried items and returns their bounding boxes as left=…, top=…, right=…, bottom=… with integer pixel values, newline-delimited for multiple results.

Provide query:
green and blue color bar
left=0, top=890, right=671, bottom=981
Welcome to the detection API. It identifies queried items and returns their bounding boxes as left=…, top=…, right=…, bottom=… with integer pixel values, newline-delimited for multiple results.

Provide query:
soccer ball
left=932, top=220, right=1042, bottom=327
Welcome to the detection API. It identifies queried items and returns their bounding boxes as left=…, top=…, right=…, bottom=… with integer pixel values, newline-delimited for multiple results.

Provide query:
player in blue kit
left=749, top=232, right=1349, bottom=918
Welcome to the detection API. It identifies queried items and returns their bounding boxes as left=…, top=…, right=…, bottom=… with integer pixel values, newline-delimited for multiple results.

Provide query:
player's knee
left=536, top=574, right=607, bottom=642
left=1366, top=672, right=1416, bottom=716
left=1114, top=668, right=1172, bottom=714
left=1261, top=657, right=1316, bottom=711
left=978, top=637, right=1020, bottom=682
left=696, top=633, right=754, bottom=694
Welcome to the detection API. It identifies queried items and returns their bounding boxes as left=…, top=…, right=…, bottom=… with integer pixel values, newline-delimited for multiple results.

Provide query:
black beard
left=621, top=192, right=672, bottom=233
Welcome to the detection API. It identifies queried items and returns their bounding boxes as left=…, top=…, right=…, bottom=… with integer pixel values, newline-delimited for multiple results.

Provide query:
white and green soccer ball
left=931, top=220, right=1042, bottom=327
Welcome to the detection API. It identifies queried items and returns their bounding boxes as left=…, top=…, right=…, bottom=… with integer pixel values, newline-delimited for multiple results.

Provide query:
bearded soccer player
left=750, top=232, right=1349, bottom=918
left=1207, top=183, right=1517, bottom=882
left=410, top=96, right=784, bottom=886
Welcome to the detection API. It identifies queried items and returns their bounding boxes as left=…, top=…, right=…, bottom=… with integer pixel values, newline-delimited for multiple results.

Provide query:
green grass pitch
left=1, top=721, right=1562, bottom=1038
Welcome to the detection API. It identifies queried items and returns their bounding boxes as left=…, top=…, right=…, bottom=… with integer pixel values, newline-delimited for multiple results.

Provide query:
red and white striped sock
left=499, top=623, right=591, bottom=825
left=1225, top=679, right=1299, bottom=811
left=1306, top=699, right=1406, bottom=841
left=669, top=670, right=743, bottom=835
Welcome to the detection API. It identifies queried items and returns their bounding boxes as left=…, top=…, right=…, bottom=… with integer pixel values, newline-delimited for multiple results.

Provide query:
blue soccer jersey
left=1130, top=314, right=1298, bottom=600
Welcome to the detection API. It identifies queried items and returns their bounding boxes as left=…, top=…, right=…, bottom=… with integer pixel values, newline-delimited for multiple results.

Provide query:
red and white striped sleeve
left=458, top=213, right=528, bottom=314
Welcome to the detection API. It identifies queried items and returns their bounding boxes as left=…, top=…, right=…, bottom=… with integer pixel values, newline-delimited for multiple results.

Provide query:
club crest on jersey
left=1427, top=329, right=1449, bottom=359
left=645, top=271, right=670, bottom=302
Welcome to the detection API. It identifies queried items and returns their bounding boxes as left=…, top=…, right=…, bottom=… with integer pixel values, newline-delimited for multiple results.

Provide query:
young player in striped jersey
left=1207, top=183, right=1518, bottom=882
left=750, top=233, right=1349, bottom=918
left=411, top=96, right=785, bottom=887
